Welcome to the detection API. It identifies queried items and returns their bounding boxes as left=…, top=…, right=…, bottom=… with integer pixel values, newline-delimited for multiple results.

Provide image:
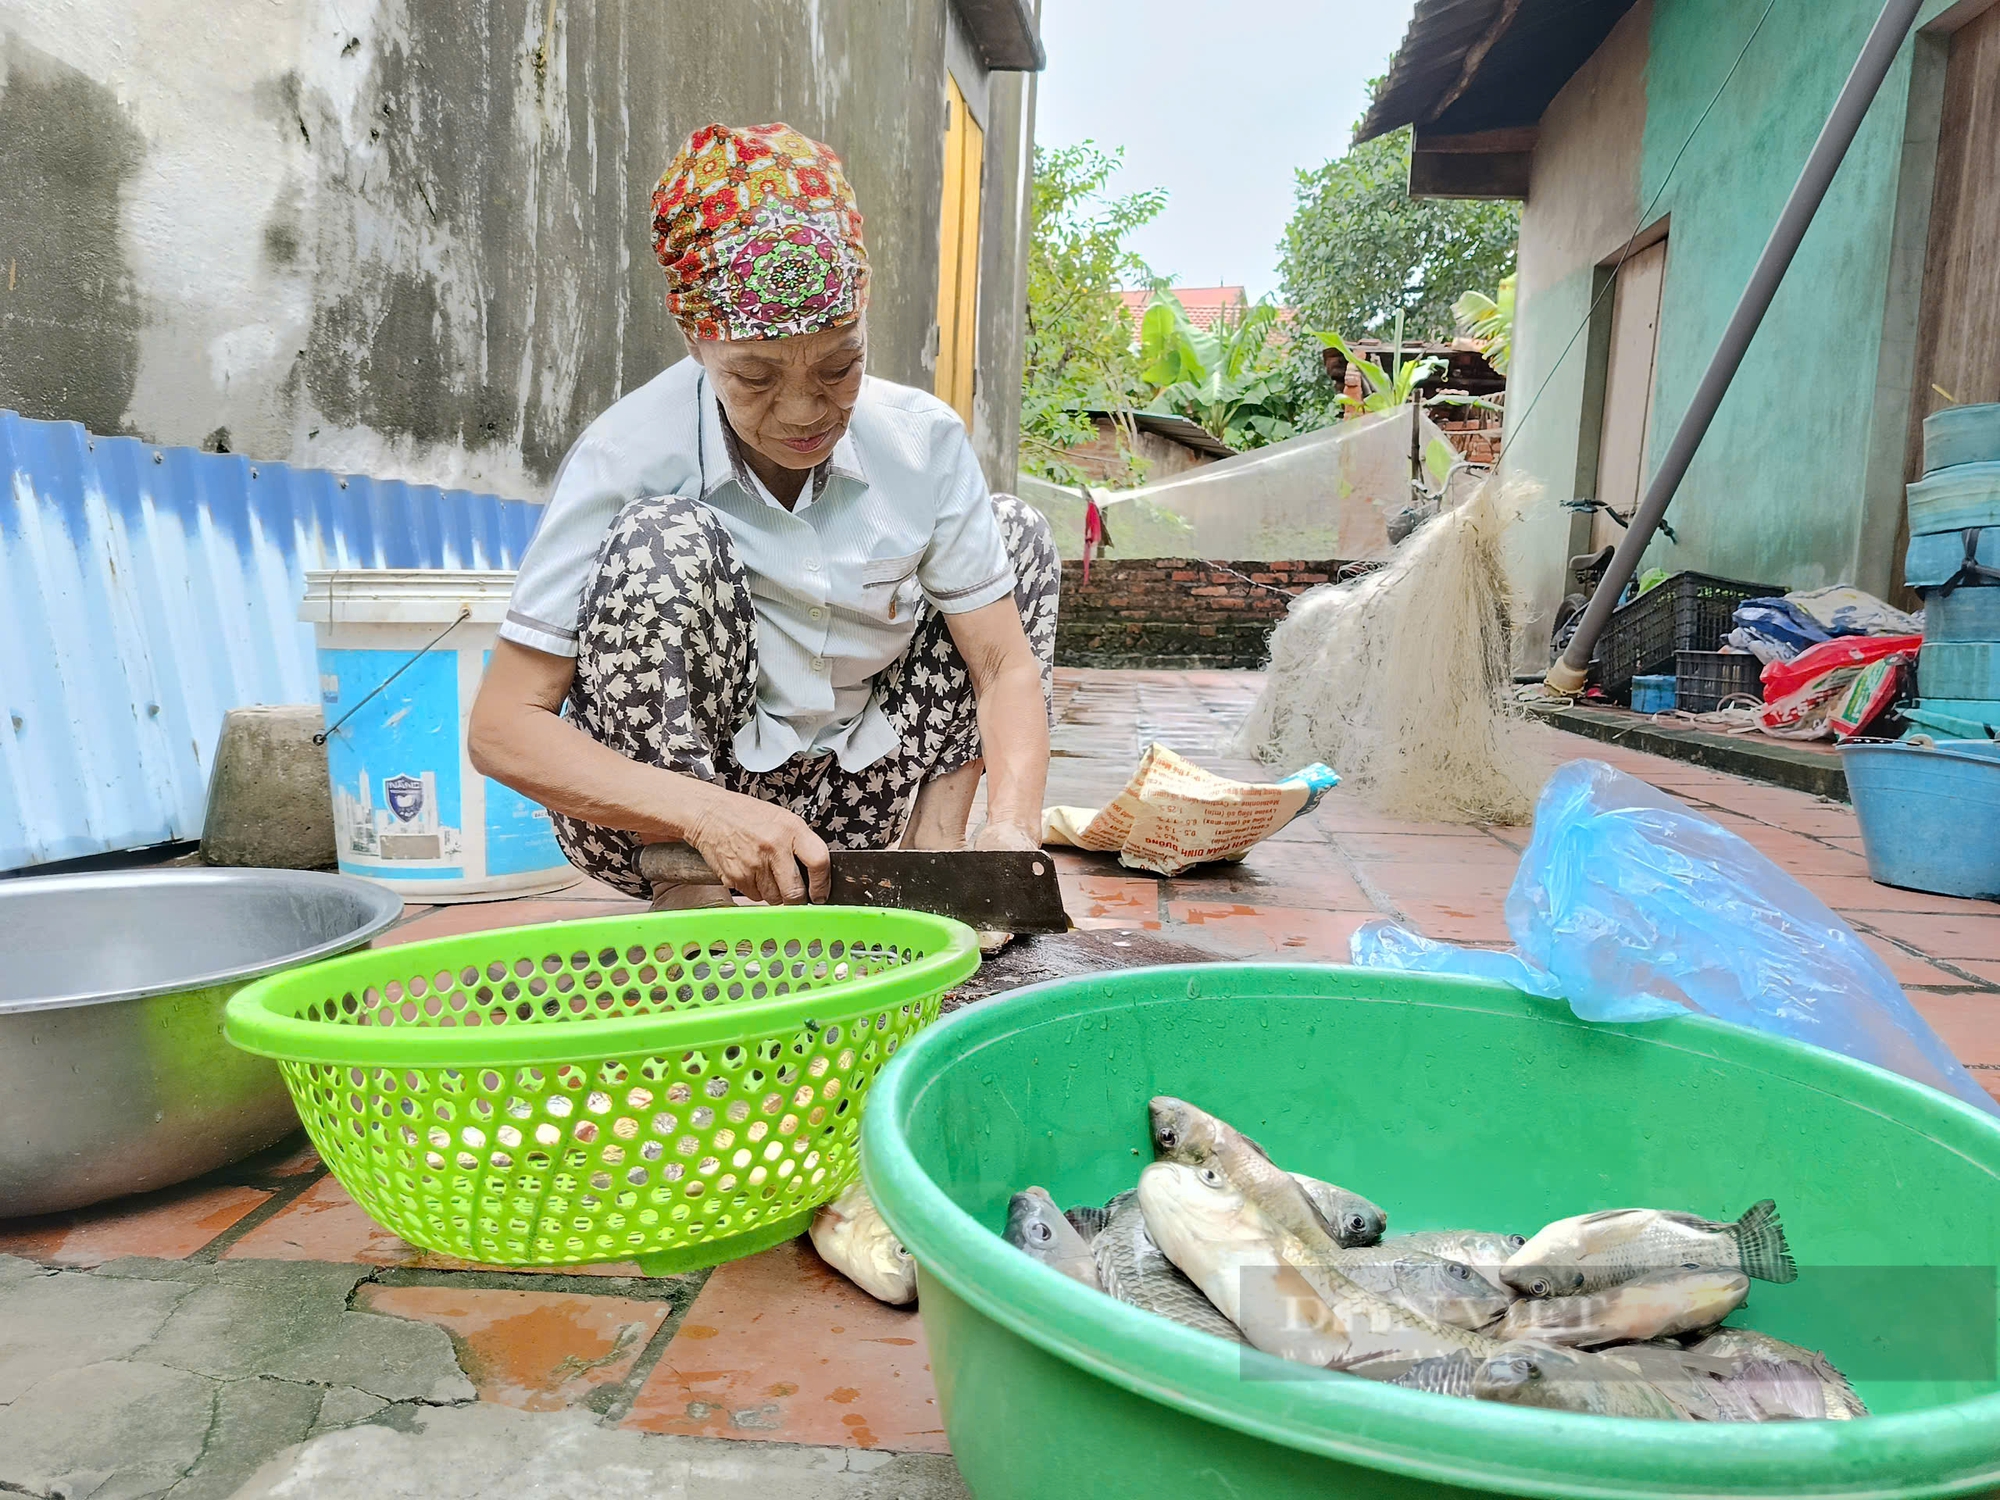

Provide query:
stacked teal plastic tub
left=1908, top=405, right=2000, bottom=733
left=1851, top=409, right=2000, bottom=895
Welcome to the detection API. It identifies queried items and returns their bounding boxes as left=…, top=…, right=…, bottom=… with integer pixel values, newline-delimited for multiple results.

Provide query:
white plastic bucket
left=300, top=570, right=575, bottom=903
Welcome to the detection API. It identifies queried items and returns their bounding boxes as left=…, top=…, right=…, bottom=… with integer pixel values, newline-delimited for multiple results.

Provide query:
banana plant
left=1315, top=332, right=1446, bottom=416
left=1137, top=290, right=1297, bottom=450
left=1451, top=274, right=1515, bottom=374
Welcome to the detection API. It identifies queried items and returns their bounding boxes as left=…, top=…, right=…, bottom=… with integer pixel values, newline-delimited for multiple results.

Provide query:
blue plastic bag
left=1351, top=760, right=2000, bottom=1117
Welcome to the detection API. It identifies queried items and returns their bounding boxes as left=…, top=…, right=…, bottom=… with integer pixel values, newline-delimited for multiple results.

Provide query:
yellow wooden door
left=934, top=73, right=984, bottom=426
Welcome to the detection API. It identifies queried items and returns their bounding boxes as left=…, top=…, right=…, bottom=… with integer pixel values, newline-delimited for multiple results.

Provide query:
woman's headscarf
left=651, top=123, right=870, bottom=343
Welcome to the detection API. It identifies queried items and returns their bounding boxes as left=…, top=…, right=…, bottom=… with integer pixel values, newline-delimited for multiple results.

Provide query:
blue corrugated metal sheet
left=0, top=411, right=545, bottom=870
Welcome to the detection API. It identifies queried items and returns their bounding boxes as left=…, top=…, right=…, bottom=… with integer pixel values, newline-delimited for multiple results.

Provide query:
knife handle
left=636, top=843, right=724, bottom=888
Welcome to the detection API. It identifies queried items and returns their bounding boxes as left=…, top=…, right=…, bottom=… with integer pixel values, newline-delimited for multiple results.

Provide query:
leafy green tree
left=1279, top=111, right=1519, bottom=420
left=1020, top=144, right=1166, bottom=486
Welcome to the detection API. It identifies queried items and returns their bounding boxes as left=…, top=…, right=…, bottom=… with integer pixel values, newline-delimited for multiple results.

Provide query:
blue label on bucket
left=318, top=647, right=466, bottom=880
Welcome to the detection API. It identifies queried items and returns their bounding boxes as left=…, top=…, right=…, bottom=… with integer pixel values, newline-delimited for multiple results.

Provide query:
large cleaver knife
left=636, top=844, right=1072, bottom=933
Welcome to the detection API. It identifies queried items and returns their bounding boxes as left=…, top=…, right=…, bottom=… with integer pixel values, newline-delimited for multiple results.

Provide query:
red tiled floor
left=1905, top=992, right=2000, bottom=1072
left=1162, top=901, right=1375, bottom=960
left=380, top=897, right=645, bottom=947
left=0, top=1181, right=269, bottom=1267
left=1848, top=930, right=1981, bottom=988
left=225, top=1175, right=643, bottom=1276
left=1332, top=831, right=1519, bottom=864
left=1799, top=875, right=2000, bottom=918
left=1058, top=873, right=1162, bottom=924
left=354, top=1283, right=672, bottom=1411
left=623, top=1237, right=945, bottom=1452
left=1849, top=912, right=2000, bottom=963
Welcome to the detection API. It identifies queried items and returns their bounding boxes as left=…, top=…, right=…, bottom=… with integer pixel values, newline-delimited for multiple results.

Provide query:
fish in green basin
left=1384, top=1347, right=1480, bottom=1398
left=1004, top=1186, right=1103, bottom=1290
left=1686, top=1327, right=1868, bottom=1419
left=1497, top=1268, right=1749, bottom=1347
left=1502, top=1200, right=1795, bottom=1298
left=1471, top=1342, right=1695, bottom=1421
left=1148, top=1096, right=1384, bottom=1248
left=808, top=1182, right=916, bottom=1305
left=1291, top=1173, right=1388, bottom=1248
left=1383, top=1229, right=1525, bottom=1284
left=1137, top=1161, right=1503, bottom=1371
left=1295, top=1243, right=1512, bottom=1332
left=1090, top=1189, right=1246, bottom=1344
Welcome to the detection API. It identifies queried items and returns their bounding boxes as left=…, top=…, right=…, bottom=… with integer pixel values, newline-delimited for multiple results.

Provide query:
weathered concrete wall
left=1505, top=0, right=1649, bottom=661
left=0, top=0, right=1033, bottom=498
left=1505, top=0, right=1962, bottom=661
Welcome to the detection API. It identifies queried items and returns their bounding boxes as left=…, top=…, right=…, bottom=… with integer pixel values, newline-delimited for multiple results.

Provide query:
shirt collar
left=696, top=371, right=867, bottom=511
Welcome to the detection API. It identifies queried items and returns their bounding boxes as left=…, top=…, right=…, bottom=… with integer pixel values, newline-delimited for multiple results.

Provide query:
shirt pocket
left=859, top=549, right=926, bottom=622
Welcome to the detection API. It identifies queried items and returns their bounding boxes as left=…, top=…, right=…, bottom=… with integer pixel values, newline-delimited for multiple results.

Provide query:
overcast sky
left=1032, top=0, right=1419, bottom=300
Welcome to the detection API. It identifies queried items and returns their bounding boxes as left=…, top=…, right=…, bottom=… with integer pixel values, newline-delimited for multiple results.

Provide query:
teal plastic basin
left=864, top=966, right=2000, bottom=1499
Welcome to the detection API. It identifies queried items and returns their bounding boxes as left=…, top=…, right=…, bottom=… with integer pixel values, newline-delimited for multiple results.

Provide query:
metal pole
left=1546, top=0, right=1925, bottom=693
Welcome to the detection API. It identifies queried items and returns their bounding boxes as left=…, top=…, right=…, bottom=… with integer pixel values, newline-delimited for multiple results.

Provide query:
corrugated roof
left=1081, top=408, right=1238, bottom=460
left=0, top=411, right=541, bottom=871
left=1358, top=0, right=1639, bottom=141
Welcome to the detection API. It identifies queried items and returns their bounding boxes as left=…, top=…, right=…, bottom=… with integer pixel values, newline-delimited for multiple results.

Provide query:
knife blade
left=635, top=844, right=1072, bottom=933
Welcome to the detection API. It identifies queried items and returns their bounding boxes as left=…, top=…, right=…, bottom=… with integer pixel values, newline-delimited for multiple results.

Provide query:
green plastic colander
left=225, top=906, right=977, bottom=1272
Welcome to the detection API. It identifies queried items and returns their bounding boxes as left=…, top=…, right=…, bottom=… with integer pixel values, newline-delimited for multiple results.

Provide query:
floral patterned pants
left=552, top=492, right=1060, bottom=897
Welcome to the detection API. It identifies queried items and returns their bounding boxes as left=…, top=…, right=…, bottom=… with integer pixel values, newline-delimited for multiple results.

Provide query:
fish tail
left=1732, top=1199, right=1797, bottom=1283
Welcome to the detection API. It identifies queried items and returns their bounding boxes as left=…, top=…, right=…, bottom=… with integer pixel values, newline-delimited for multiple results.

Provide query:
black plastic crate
left=1597, top=572, right=1783, bottom=700
left=1676, top=649, right=1764, bottom=713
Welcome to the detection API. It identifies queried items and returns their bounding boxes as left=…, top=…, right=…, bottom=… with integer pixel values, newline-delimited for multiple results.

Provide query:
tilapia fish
left=1300, top=1243, right=1511, bottom=1332
left=1498, top=1269, right=1748, bottom=1347
left=1004, top=1186, right=1104, bottom=1290
left=1137, top=1161, right=1502, bottom=1371
left=1149, top=1096, right=1384, bottom=1248
left=1090, top=1189, right=1245, bottom=1344
left=1503, top=1200, right=1795, bottom=1298
left=1384, top=1229, right=1526, bottom=1285
left=1687, top=1328, right=1867, bottom=1419
left=1386, top=1347, right=1480, bottom=1399
left=809, top=1182, right=917, bottom=1305
left=1472, top=1341, right=1694, bottom=1421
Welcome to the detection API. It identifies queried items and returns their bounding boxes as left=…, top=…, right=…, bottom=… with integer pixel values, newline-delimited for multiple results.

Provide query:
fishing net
left=1229, top=475, right=1544, bottom=825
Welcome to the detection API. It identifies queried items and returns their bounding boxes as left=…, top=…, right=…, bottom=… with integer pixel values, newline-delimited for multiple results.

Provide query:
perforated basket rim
left=223, top=905, right=980, bottom=1068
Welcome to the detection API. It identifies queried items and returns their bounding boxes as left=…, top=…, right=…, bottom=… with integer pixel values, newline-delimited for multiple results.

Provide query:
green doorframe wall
left=1504, top=0, right=1984, bottom=658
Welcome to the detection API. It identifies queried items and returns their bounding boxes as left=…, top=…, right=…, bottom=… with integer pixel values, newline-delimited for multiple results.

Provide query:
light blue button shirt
left=500, top=358, right=1016, bottom=773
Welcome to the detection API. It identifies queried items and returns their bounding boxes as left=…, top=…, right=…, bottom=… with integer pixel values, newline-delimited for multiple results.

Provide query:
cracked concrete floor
left=0, top=1249, right=966, bottom=1500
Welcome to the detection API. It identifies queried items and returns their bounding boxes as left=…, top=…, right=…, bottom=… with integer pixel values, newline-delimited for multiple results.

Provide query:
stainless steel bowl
left=0, top=868, right=402, bottom=1217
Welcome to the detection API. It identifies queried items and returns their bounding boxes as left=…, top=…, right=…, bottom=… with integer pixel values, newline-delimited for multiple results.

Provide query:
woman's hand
left=685, top=792, right=833, bottom=905
left=972, top=819, right=1041, bottom=853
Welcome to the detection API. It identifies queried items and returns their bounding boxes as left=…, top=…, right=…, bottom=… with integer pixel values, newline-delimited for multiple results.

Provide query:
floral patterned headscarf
left=651, top=123, right=869, bottom=342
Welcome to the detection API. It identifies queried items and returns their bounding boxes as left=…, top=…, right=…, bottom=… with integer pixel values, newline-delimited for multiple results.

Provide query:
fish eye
left=1449, top=1262, right=1471, bottom=1280
left=1681, top=1261, right=1701, bottom=1271
left=1506, top=1235, right=1526, bottom=1249
left=895, top=1244, right=912, bottom=1260
left=1528, top=1276, right=1553, bottom=1298
left=1157, top=1126, right=1178, bottom=1149
left=1345, top=1214, right=1368, bottom=1234
left=1030, top=1221, right=1051, bottom=1242
left=1197, top=1166, right=1225, bottom=1189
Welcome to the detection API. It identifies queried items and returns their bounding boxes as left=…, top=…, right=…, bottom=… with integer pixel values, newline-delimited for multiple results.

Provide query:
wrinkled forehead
left=699, top=321, right=866, bottom=377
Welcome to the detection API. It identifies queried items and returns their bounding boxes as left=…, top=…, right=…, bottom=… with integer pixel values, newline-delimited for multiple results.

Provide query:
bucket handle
left=1939, top=527, right=2000, bottom=598
left=314, top=604, right=473, bottom=746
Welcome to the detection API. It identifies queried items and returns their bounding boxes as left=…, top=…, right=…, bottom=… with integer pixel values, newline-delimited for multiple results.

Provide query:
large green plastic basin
left=862, top=966, right=2000, bottom=1498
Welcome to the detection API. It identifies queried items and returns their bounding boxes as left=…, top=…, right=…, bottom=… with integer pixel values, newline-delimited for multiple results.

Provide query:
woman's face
left=692, top=319, right=868, bottom=472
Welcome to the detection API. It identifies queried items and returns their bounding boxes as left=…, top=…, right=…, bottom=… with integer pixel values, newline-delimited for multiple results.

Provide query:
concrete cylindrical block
left=200, top=705, right=337, bottom=870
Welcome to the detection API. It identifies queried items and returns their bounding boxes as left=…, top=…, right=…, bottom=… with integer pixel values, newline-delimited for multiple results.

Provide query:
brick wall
left=1056, top=557, right=1346, bottom=669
